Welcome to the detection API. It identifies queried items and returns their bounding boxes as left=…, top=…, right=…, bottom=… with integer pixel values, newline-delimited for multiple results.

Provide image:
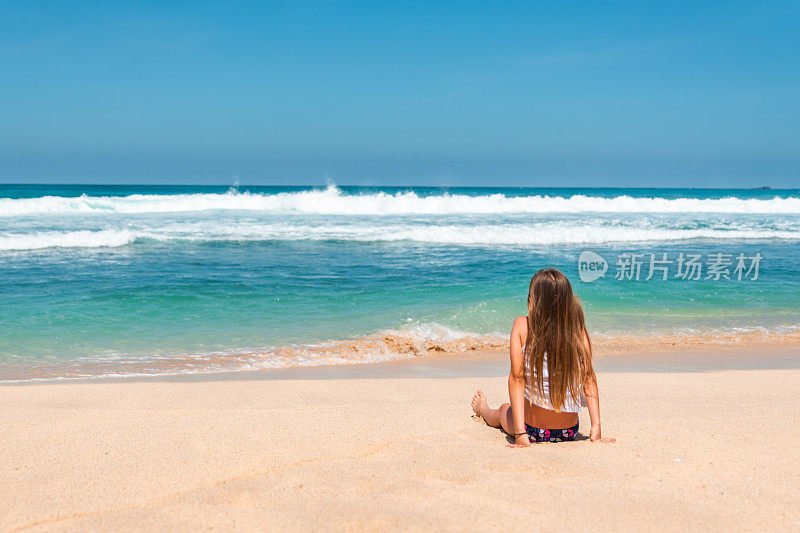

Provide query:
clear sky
left=1, top=1, right=799, bottom=187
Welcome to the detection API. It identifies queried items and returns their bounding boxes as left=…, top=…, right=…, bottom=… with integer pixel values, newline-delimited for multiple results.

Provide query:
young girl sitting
left=471, top=268, right=614, bottom=446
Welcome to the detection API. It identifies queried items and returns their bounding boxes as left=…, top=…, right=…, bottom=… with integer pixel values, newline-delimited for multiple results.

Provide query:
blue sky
left=1, top=1, right=799, bottom=187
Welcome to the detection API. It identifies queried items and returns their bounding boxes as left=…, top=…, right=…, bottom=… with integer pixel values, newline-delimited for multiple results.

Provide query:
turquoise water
left=1, top=184, right=799, bottom=379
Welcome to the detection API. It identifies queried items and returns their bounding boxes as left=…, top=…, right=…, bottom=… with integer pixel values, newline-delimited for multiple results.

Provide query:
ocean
left=1, top=184, right=799, bottom=381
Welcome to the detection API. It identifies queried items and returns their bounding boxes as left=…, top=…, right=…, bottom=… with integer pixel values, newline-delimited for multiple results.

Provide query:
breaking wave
left=2, top=186, right=800, bottom=216
left=2, top=222, right=798, bottom=251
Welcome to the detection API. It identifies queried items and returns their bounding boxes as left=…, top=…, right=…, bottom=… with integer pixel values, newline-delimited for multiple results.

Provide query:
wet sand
left=3, top=328, right=799, bottom=382
left=2, top=347, right=800, bottom=531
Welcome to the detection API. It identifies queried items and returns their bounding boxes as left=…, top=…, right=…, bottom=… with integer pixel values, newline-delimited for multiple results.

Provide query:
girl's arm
left=509, top=316, right=530, bottom=446
left=583, top=373, right=602, bottom=441
left=582, top=332, right=615, bottom=443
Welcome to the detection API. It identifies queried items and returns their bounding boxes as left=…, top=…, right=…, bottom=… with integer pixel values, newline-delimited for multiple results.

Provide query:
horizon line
left=0, top=182, right=793, bottom=191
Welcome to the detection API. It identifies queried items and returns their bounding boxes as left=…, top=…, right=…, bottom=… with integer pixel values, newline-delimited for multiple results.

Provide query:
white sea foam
left=0, top=229, right=139, bottom=251
left=2, top=186, right=800, bottom=217
left=1, top=221, right=798, bottom=251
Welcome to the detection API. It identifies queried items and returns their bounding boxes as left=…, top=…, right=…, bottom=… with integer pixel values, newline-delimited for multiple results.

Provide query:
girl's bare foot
left=471, top=390, right=488, bottom=419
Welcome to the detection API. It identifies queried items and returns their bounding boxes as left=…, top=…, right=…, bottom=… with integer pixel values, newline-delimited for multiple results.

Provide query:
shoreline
left=2, top=329, right=799, bottom=384
left=2, top=341, right=798, bottom=387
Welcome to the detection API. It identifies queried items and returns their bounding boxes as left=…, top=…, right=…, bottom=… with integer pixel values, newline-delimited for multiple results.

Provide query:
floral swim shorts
left=525, top=422, right=579, bottom=443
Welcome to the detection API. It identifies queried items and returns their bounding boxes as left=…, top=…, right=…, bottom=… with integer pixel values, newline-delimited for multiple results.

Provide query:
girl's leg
left=471, top=390, right=515, bottom=433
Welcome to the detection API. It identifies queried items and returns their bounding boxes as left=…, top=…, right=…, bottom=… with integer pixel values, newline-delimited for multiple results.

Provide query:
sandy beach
left=2, top=348, right=800, bottom=531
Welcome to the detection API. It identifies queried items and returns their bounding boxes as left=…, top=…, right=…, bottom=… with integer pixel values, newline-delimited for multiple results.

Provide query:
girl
left=471, top=268, right=613, bottom=446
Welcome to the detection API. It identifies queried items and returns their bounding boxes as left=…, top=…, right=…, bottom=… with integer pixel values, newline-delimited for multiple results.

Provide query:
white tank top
left=524, top=349, right=584, bottom=413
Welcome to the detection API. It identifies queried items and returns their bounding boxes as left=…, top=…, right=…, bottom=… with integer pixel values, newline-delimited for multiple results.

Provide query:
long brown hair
left=524, top=268, right=594, bottom=412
